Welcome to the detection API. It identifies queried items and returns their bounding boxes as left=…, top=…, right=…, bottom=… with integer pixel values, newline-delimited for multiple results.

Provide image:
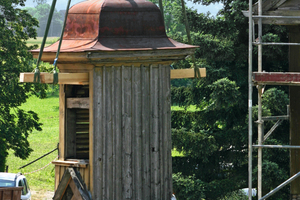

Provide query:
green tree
left=0, top=0, right=43, bottom=172
left=25, top=3, right=63, bottom=37
left=170, top=0, right=290, bottom=199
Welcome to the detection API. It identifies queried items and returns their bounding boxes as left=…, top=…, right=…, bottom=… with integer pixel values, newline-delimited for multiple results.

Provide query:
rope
left=52, top=0, right=72, bottom=85
left=34, top=0, right=58, bottom=83
left=23, top=156, right=58, bottom=175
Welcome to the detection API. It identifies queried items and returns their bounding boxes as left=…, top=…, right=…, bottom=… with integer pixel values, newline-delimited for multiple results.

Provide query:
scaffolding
left=246, top=0, right=300, bottom=199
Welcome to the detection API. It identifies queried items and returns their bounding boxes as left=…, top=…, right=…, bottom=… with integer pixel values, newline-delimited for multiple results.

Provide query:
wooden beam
left=67, top=98, right=89, bottom=109
left=253, top=72, right=300, bottom=85
left=170, top=68, right=206, bottom=79
left=19, top=73, right=89, bottom=85
left=20, top=68, right=205, bottom=85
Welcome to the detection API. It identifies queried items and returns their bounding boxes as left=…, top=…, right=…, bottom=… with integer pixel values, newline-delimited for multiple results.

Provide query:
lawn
left=6, top=88, right=59, bottom=192
left=26, top=37, right=59, bottom=48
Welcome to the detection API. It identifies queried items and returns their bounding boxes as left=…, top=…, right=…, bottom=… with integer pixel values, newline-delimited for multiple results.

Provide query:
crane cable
left=34, top=0, right=57, bottom=83
left=34, top=0, right=72, bottom=84
left=52, top=0, right=72, bottom=85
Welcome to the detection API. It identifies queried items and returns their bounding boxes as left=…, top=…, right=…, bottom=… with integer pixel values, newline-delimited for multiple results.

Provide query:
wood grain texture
left=92, top=65, right=172, bottom=199
left=59, top=85, right=66, bottom=160
left=19, top=73, right=89, bottom=85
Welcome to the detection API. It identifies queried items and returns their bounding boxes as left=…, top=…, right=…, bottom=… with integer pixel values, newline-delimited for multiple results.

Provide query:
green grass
left=171, top=105, right=200, bottom=111
left=26, top=37, right=59, bottom=48
left=6, top=91, right=59, bottom=191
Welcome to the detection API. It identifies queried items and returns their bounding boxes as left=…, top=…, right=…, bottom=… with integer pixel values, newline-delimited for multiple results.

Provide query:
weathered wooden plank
left=104, top=66, right=113, bottom=200
left=114, top=66, right=122, bottom=200
left=88, top=69, right=94, bottom=195
left=19, top=73, right=89, bottom=85
left=122, top=65, right=133, bottom=199
left=133, top=65, right=142, bottom=200
left=141, top=64, right=151, bottom=200
left=170, top=68, right=206, bottom=79
left=167, top=65, right=173, bottom=199
left=67, top=98, right=89, bottom=109
left=161, top=65, right=169, bottom=200
left=93, top=67, right=104, bottom=200
left=253, top=72, right=300, bottom=85
left=150, top=64, right=161, bottom=199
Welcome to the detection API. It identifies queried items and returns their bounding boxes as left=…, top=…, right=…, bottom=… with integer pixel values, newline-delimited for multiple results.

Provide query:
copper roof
left=33, top=0, right=196, bottom=53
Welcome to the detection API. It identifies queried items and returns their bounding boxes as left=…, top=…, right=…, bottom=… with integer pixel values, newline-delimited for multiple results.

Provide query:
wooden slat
left=253, top=72, right=300, bottom=85
left=114, top=66, right=122, bottom=200
left=19, top=73, right=89, bottom=85
left=142, top=65, right=151, bottom=200
left=122, top=65, right=133, bottom=199
left=170, top=68, right=206, bottom=79
left=88, top=69, right=94, bottom=194
left=67, top=98, right=89, bottom=109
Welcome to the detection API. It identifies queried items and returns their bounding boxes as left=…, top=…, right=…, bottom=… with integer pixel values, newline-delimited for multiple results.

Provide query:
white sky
left=24, top=0, right=223, bottom=17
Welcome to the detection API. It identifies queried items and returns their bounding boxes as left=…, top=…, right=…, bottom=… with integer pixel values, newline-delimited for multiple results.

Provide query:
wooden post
left=289, top=25, right=300, bottom=199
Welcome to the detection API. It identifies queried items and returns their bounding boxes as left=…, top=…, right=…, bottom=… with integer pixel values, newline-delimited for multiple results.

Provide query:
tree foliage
left=25, top=3, right=63, bottom=37
left=167, top=0, right=290, bottom=199
left=0, top=0, right=43, bottom=172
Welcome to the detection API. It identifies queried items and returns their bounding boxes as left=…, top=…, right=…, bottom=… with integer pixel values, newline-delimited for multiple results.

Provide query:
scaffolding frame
left=247, top=0, right=300, bottom=200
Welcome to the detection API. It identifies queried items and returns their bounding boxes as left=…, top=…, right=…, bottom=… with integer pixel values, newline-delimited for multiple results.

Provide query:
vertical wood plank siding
left=93, top=64, right=172, bottom=200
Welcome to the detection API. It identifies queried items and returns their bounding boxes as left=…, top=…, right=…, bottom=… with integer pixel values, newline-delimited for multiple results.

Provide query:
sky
left=24, top=0, right=223, bottom=17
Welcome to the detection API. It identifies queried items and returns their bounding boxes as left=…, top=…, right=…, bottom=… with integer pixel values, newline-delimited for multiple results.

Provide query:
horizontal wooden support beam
left=20, top=68, right=206, bottom=85
left=253, top=72, right=300, bottom=85
left=170, top=68, right=206, bottom=79
left=19, top=72, right=89, bottom=85
left=67, top=98, right=89, bottom=109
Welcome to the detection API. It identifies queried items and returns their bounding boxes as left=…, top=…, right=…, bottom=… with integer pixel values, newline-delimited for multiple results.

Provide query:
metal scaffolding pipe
left=259, top=171, right=300, bottom=200
left=253, top=145, right=300, bottom=149
left=257, top=0, right=263, bottom=198
left=252, top=15, right=300, bottom=19
left=248, top=0, right=253, bottom=199
left=253, top=42, right=300, bottom=46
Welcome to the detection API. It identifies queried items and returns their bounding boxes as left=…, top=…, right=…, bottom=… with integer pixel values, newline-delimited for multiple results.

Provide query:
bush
left=173, top=172, right=206, bottom=200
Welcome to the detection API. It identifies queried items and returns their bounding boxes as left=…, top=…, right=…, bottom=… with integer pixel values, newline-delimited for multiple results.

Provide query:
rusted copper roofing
left=32, top=0, right=196, bottom=53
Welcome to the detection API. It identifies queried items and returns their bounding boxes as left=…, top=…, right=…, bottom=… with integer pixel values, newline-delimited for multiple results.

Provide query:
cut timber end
left=19, top=73, right=89, bottom=85
left=170, top=68, right=206, bottom=79
left=253, top=72, right=300, bottom=85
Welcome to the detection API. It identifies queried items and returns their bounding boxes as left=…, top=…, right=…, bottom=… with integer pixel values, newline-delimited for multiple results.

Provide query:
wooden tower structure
left=20, top=0, right=203, bottom=199
left=244, top=0, right=300, bottom=199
